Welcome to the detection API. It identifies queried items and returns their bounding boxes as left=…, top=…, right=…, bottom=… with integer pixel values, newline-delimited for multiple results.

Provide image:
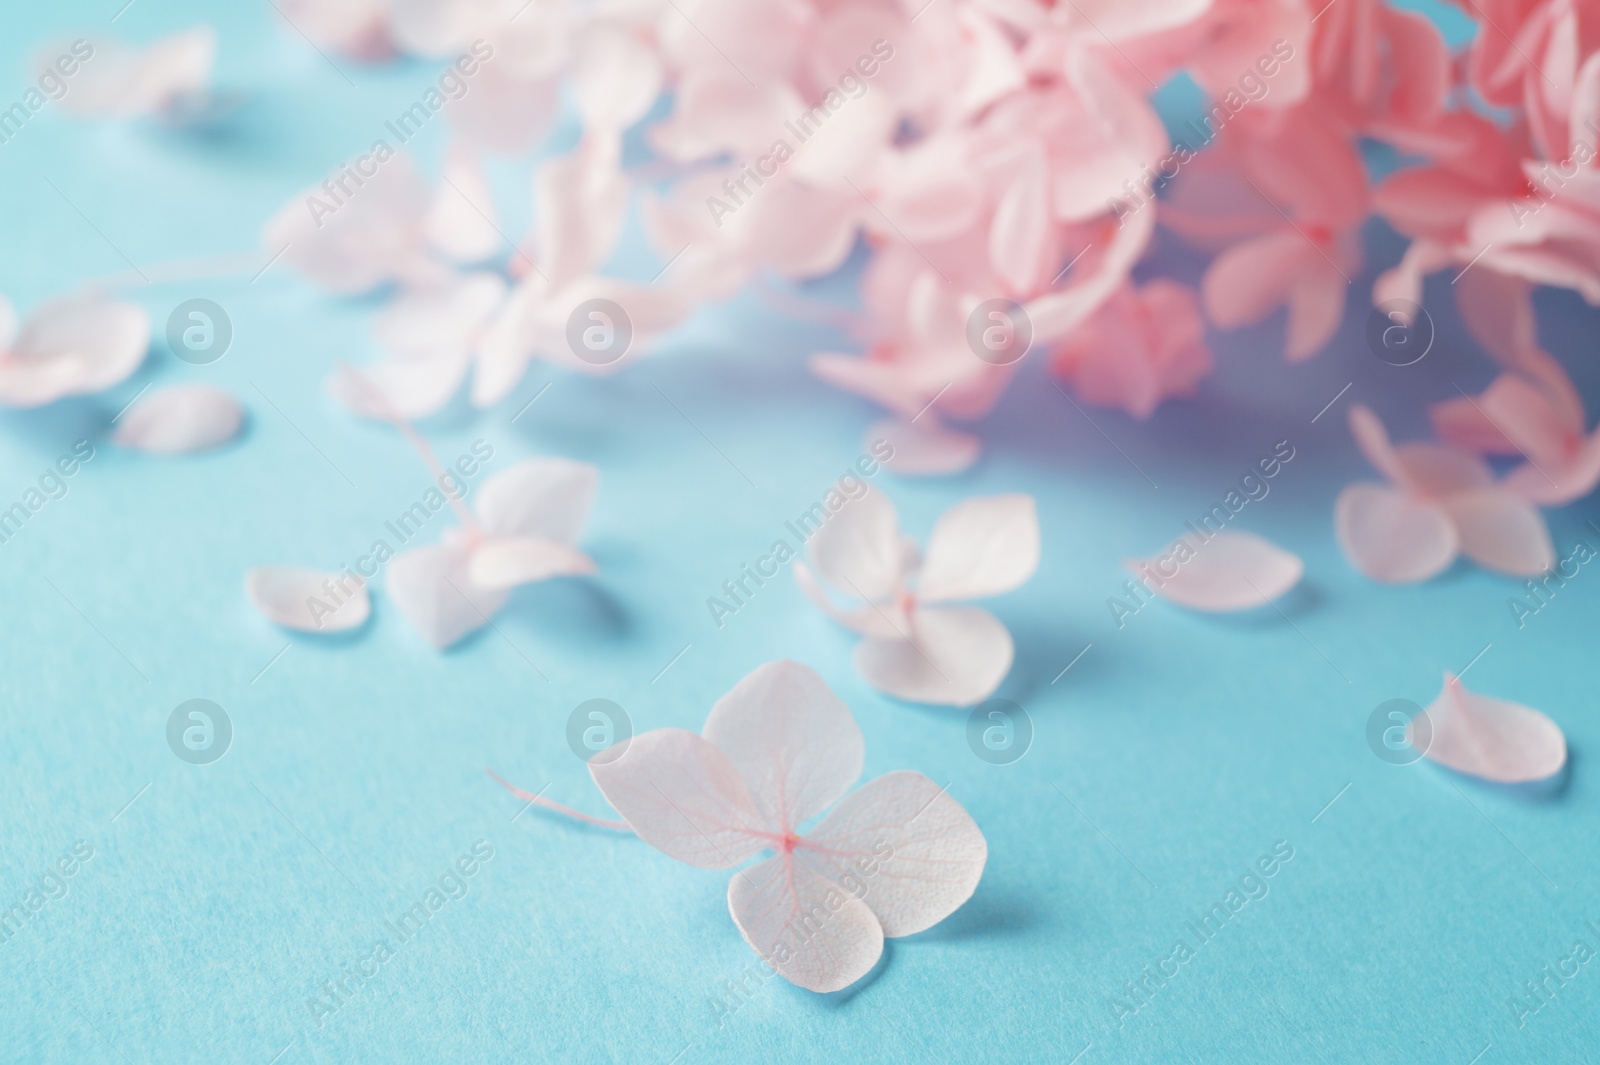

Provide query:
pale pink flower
left=587, top=659, right=987, bottom=992
left=795, top=490, right=1039, bottom=706
left=1050, top=279, right=1213, bottom=419
left=1335, top=405, right=1553, bottom=582
left=389, top=457, right=598, bottom=649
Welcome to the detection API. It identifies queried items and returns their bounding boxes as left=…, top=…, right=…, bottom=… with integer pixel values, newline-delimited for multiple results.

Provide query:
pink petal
left=855, top=605, right=1013, bottom=706
left=1202, top=232, right=1306, bottom=329
left=1334, top=484, right=1458, bottom=583
left=474, top=457, right=597, bottom=544
left=702, top=660, right=864, bottom=831
left=988, top=145, right=1053, bottom=294
left=917, top=494, right=1040, bottom=603
left=1347, top=404, right=1408, bottom=486
left=1127, top=531, right=1303, bottom=612
left=245, top=565, right=369, bottom=633
left=1430, top=394, right=1517, bottom=455
left=534, top=138, right=630, bottom=292
left=589, top=728, right=771, bottom=868
left=467, top=536, right=596, bottom=589
left=728, top=853, right=883, bottom=992
left=801, top=770, right=986, bottom=937
left=805, top=488, right=905, bottom=603
left=866, top=418, right=981, bottom=476
left=1442, top=489, right=1554, bottom=576
left=1394, top=443, right=1494, bottom=496
left=1284, top=262, right=1347, bottom=362
left=387, top=544, right=508, bottom=650
left=1504, top=432, right=1600, bottom=505
left=1415, top=674, right=1566, bottom=783
left=1455, top=268, right=1536, bottom=366
left=112, top=384, right=242, bottom=454
left=1476, top=373, right=1575, bottom=463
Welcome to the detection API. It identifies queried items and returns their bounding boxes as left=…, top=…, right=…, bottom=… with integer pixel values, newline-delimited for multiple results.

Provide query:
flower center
left=781, top=833, right=801, bottom=854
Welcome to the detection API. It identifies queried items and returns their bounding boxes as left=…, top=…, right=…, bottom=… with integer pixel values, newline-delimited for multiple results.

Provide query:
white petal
left=327, top=357, right=468, bottom=421
left=589, top=728, right=772, bottom=868
left=805, top=488, right=904, bottom=603
left=1128, top=531, right=1303, bottom=612
left=855, top=606, right=1013, bottom=706
left=701, top=660, right=863, bottom=831
left=572, top=26, right=662, bottom=130
left=1334, top=483, right=1458, bottom=583
left=1416, top=674, right=1566, bottom=783
left=867, top=418, right=980, bottom=476
left=246, top=566, right=369, bottom=633
left=387, top=544, right=507, bottom=650
left=1442, top=489, right=1554, bottom=577
left=917, top=495, right=1040, bottom=603
left=728, top=854, right=883, bottom=992
left=425, top=148, right=503, bottom=264
left=802, top=770, right=987, bottom=937
left=466, top=536, right=595, bottom=589
left=375, top=273, right=507, bottom=355
left=0, top=298, right=148, bottom=407
left=794, top=562, right=906, bottom=638
left=113, top=384, right=242, bottom=454
left=473, top=457, right=597, bottom=543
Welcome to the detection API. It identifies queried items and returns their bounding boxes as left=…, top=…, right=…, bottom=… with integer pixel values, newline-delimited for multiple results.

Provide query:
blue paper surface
left=1, top=2, right=1597, bottom=1062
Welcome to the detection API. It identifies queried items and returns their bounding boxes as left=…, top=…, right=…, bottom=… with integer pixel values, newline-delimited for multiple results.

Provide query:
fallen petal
left=387, top=544, right=507, bottom=650
left=467, top=536, right=595, bottom=589
left=1335, top=483, right=1458, bottom=583
left=1415, top=673, right=1566, bottom=783
left=113, top=384, right=242, bottom=454
left=728, top=854, right=884, bottom=992
left=1127, top=530, right=1302, bottom=612
left=245, top=566, right=369, bottom=633
left=854, top=605, right=1013, bottom=706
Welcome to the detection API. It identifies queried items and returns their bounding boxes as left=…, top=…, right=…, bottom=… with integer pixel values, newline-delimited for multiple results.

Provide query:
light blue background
left=1, top=2, right=1596, bottom=1062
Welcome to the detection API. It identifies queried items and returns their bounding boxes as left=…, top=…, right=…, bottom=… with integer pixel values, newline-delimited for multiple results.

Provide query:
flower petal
left=425, top=148, right=503, bottom=264
left=245, top=566, right=369, bottom=633
left=1334, top=483, right=1458, bottom=583
left=728, top=853, right=883, bottom=992
left=1415, top=674, right=1566, bottom=783
left=917, top=495, right=1040, bottom=603
left=1128, top=530, right=1303, bottom=612
left=0, top=297, right=149, bottom=408
left=474, top=457, right=597, bottom=543
left=865, top=418, right=980, bottom=476
left=1442, top=489, right=1554, bottom=577
left=805, top=488, right=904, bottom=603
left=794, top=562, right=906, bottom=638
left=467, top=536, right=596, bottom=589
left=855, top=605, right=1013, bottom=706
left=327, top=357, right=468, bottom=421
left=701, top=660, right=864, bottom=831
left=801, top=770, right=986, bottom=937
left=589, top=728, right=771, bottom=868
left=113, top=384, right=243, bottom=454
left=387, top=544, right=508, bottom=650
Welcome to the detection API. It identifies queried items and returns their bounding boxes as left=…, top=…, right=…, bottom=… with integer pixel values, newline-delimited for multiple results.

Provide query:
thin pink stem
left=485, top=768, right=634, bottom=832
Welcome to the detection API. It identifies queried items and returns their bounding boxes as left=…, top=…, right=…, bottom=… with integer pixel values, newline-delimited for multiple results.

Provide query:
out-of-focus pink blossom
left=1050, top=280, right=1213, bottom=419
